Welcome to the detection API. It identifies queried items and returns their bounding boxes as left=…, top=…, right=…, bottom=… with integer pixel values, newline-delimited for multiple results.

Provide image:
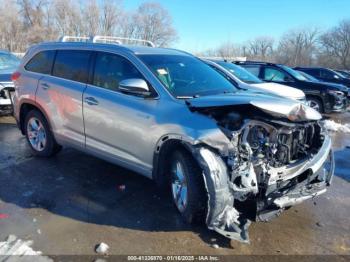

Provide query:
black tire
left=169, top=149, right=207, bottom=224
left=306, top=97, right=324, bottom=113
left=24, top=110, right=61, bottom=157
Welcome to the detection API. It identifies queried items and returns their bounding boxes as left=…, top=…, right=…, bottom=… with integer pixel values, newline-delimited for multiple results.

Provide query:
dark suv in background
left=235, top=61, right=348, bottom=113
left=295, top=67, right=350, bottom=88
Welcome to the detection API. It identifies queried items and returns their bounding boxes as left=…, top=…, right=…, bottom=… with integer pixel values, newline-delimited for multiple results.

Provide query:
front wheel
left=24, top=110, right=61, bottom=157
left=306, top=97, right=324, bottom=113
left=169, top=150, right=207, bottom=224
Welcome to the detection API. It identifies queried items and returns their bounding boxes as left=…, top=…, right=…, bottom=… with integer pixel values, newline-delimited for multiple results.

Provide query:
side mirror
left=118, top=78, right=151, bottom=97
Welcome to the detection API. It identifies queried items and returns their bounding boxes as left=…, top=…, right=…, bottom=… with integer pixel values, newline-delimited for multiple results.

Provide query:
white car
left=207, top=59, right=306, bottom=102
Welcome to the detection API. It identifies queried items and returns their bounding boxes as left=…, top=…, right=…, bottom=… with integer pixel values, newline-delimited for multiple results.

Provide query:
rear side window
left=304, top=68, right=320, bottom=77
left=53, top=50, right=91, bottom=83
left=241, top=65, right=261, bottom=77
left=263, top=67, right=288, bottom=82
left=93, top=52, right=144, bottom=91
left=25, top=50, right=55, bottom=74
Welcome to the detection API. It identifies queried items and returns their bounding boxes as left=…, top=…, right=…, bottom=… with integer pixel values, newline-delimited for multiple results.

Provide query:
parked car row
left=230, top=61, right=349, bottom=113
left=10, top=36, right=336, bottom=243
left=0, top=50, right=20, bottom=114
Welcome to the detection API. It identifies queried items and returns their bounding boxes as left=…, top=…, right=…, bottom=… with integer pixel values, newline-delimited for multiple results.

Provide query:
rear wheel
left=169, top=150, right=206, bottom=224
left=307, top=97, right=323, bottom=113
left=24, top=110, right=61, bottom=157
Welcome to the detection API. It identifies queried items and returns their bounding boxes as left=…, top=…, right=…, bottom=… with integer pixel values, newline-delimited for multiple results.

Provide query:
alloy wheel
left=171, top=160, right=188, bottom=213
left=27, top=117, right=47, bottom=152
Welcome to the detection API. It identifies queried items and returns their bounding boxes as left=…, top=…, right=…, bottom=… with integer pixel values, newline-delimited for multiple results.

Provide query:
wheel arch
left=19, top=101, right=52, bottom=135
left=152, top=134, right=198, bottom=188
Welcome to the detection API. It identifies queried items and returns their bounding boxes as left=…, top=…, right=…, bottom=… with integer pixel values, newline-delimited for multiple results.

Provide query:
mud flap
left=194, top=147, right=251, bottom=243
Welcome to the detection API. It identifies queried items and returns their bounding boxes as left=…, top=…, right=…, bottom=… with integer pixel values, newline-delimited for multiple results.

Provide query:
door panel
left=83, top=85, right=158, bottom=175
left=36, top=76, right=87, bottom=147
left=82, top=51, right=158, bottom=175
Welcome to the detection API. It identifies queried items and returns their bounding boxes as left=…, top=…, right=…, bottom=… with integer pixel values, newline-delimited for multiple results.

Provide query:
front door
left=83, top=51, right=158, bottom=175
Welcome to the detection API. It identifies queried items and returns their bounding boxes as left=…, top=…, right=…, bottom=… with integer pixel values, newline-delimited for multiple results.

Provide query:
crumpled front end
left=188, top=105, right=334, bottom=243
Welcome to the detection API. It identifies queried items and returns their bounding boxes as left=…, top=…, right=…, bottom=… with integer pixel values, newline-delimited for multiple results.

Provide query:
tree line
left=0, top=0, right=178, bottom=51
left=198, top=20, right=350, bottom=70
left=1, top=1, right=349, bottom=70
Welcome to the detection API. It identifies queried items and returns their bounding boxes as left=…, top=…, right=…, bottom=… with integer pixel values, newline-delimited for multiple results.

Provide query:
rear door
left=83, top=51, right=158, bottom=175
left=36, top=49, right=92, bottom=148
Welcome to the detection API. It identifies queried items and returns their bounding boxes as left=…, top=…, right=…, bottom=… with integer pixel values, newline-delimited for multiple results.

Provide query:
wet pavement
left=0, top=114, right=349, bottom=257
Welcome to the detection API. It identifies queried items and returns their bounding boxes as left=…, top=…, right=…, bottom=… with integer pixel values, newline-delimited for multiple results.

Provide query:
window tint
left=25, top=50, right=55, bottom=74
left=53, top=50, right=91, bottom=83
left=263, top=67, right=289, bottom=82
left=305, top=68, right=320, bottom=77
left=241, top=65, right=261, bottom=77
left=139, top=55, right=237, bottom=97
left=320, top=69, right=335, bottom=79
left=93, top=52, right=144, bottom=91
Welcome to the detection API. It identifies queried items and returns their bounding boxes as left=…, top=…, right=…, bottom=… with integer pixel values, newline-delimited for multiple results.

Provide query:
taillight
left=11, top=71, right=21, bottom=81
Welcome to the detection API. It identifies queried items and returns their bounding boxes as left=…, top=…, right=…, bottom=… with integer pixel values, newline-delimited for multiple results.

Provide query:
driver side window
left=320, top=69, right=336, bottom=79
left=93, top=52, right=145, bottom=91
left=264, top=67, right=289, bottom=82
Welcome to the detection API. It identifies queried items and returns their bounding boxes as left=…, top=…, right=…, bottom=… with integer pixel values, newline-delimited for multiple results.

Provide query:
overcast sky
left=124, top=0, right=350, bottom=52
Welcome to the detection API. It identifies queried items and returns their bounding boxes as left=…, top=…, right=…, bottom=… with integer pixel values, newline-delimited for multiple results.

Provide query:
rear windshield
left=0, top=52, right=20, bottom=72
left=138, top=54, right=237, bottom=98
left=216, top=61, right=263, bottom=84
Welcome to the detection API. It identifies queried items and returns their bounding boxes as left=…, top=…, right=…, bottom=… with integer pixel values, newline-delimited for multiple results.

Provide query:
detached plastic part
left=194, top=147, right=251, bottom=243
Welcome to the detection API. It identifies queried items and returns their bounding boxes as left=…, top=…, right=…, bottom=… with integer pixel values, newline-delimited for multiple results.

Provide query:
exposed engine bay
left=188, top=104, right=334, bottom=243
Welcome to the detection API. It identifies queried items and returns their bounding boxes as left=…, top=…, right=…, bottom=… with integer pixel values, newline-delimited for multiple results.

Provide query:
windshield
left=138, top=55, right=237, bottom=98
left=215, top=61, right=263, bottom=84
left=0, top=52, right=20, bottom=72
left=280, top=65, right=308, bottom=81
left=296, top=70, right=320, bottom=82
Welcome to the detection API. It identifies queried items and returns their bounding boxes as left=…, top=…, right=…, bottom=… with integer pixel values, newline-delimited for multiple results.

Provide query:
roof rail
left=59, top=36, right=90, bottom=42
left=92, top=36, right=155, bottom=47
left=59, top=35, right=155, bottom=47
left=234, top=60, right=275, bottom=66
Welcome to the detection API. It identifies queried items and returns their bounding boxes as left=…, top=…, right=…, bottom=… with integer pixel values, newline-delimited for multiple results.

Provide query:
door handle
left=84, top=97, right=99, bottom=106
left=41, top=83, right=50, bottom=90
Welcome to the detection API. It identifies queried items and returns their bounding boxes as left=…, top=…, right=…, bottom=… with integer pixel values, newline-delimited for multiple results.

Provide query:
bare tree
left=319, top=20, right=350, bottom=69
left=53, top=0, right=84, bottom=36
left=275, top=27, right=320, bottom=66
left=0, top=0, right=25, bottom=51
left=132, top=2, right=177, bottom=47
left=246, top=36, right=274, bottom=60
left=82, top=0, right=100, bottom=36
left=99, top=0, right=123, bottom=35
left=216, top=41, right=239, bottom=59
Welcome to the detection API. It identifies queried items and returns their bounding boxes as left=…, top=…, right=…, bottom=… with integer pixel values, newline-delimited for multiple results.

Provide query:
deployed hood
left=186, top=91, right=322, bottom=122
left=250, top=82, right=305, bottom=100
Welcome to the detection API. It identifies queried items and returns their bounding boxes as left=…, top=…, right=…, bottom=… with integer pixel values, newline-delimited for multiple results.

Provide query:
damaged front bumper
left=193, top=134, right=334, bottom=243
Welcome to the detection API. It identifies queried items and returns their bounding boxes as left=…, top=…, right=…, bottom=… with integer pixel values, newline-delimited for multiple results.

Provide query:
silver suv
left=13, top=37, right=334, bottom=242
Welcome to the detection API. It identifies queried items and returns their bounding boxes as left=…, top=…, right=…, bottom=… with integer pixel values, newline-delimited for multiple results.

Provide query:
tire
left=24, top=110, right=61, bottom=157
left=169, top=149, right=207, bottom=224
left=307, top=97, right=324, bottom=113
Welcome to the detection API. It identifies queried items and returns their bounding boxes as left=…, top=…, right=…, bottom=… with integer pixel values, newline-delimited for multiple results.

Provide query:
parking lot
left=0, top=113, right=349, bottom=258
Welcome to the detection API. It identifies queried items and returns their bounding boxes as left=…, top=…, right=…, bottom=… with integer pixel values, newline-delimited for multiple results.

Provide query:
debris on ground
left=211, top=244, right=219, bottom=249
left=323, top=119, right=350, bottom=133
left=95, top=242, right=109, bottom=254
left=0, top=235, right=51, bottom=261
left=316, top=222, right=324, bottom=227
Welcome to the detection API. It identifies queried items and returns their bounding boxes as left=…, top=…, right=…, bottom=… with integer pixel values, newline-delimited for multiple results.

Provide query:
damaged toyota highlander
left=13, top=38, right=335, bottom=243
